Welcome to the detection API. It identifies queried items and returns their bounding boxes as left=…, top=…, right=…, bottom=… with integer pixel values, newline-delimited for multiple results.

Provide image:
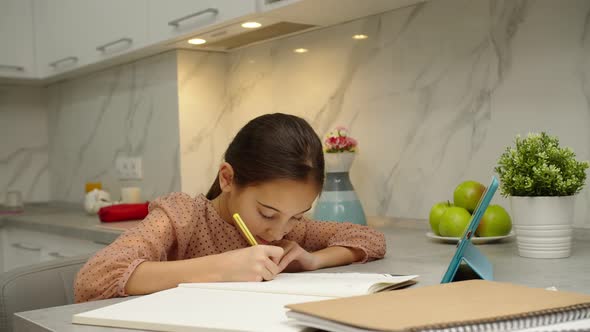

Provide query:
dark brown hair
left=206, top=113, right=324, bottom=199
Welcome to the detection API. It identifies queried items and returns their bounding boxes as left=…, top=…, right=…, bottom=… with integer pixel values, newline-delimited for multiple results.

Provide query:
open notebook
left=73, top=273, right=418, bottom=332
left=179, top=272, right=418, bottom=297
left=286, top=280, right=590, bottom=332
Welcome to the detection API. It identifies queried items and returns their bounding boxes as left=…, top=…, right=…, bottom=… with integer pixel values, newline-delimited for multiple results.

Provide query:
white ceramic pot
left=324, top=152, right=355, bottom=172
left=509, top=196, right=575, bottom=259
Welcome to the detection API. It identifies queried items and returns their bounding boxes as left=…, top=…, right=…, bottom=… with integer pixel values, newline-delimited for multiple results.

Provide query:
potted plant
left=495, top=132, right=589, bottom=258
left=312, top=126, right=367, bottom=225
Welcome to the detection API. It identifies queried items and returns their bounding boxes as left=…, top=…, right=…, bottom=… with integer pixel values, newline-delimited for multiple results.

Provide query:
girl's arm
left=75, top=193, right=284, bottom=302
left=284, top=217, right=386, bottom=266
left=311, top=246, right=365, bottom=269
left=74, top=193, right=198, bottom=302
left=124, top=255, right=220, bottom=295
left=125, top=245, right=284, bottom=295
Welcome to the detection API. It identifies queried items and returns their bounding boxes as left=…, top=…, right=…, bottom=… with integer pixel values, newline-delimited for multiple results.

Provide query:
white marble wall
left=177, top=0, right=590, bottom=227
left=47, top=52, right=181, bottom=204
left=0, top=86, right=49, bottom=203
left=177, top=50, right=228, bottom=196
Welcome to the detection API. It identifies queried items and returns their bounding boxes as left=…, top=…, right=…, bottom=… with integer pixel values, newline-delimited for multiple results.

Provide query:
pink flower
left=346, top=137, right=357, bottom=147
left=323, top=126, right=358, bottom=153
left=325, top=136, right=337, bottom=146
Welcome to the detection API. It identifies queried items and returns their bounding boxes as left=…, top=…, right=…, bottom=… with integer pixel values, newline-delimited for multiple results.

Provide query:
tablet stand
left=448, top=241, right=493, bottom=282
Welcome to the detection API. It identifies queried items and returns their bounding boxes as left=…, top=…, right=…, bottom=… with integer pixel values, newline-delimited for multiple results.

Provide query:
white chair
left=0, top=254, right=91, bottom=332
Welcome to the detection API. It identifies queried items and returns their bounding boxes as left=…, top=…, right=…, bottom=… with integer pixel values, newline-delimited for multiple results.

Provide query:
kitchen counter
left=13, top=220, right=590, bottom=332
left=0, top=203, right=140, bottom=245
left=0, top=204, right=393, bottom=245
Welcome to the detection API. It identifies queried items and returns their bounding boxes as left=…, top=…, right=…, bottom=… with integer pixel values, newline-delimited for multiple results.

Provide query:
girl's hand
left=273, top=240, right=319, bottom=273
left=215, top=245, right=284, bottom=282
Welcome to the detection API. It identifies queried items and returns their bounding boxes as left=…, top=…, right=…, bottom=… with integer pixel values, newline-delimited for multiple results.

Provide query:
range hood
left=175, top=0, right=426, bottom=51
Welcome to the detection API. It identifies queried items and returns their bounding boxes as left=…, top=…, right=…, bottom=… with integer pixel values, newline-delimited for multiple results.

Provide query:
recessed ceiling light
left=352, top=34, right=368, bottom=40
left=293, top=48, right=309, bottom=53
left=241, top=22, right=262, bottom=29
left=188, top=38, right=207, bottom=45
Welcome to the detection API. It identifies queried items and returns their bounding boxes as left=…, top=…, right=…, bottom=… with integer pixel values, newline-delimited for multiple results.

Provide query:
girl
left=75, top=113, right=386, bottom=302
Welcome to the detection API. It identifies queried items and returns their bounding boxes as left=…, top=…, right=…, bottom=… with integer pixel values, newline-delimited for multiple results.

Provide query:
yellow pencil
left=232, top=213, right=258, bottom=246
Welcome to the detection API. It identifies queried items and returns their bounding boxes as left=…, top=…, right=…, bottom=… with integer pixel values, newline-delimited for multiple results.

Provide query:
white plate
left=426, top=231, right=515, bottom=244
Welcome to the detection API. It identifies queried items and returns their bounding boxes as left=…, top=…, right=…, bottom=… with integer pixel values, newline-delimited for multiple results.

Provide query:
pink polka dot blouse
left=74, top=192, right=386, bottom=302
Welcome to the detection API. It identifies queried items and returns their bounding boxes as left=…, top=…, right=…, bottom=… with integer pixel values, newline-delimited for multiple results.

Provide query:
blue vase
left=313, top=152, right=367, bottom=225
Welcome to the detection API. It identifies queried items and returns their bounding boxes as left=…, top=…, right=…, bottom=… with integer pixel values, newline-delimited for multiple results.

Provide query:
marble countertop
left=0, top=203, right=140, bottom=244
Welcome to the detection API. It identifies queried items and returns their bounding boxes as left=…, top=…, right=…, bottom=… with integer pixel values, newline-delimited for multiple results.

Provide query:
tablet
left=441, top=176, right=499, bottom=283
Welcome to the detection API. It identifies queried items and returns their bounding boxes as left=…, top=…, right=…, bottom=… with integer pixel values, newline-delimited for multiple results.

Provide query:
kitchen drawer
left=0, top=227, right=106, bottom=272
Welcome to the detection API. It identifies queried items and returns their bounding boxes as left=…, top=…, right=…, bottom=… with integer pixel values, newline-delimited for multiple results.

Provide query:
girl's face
left=228, top=178, right=319, bottom=244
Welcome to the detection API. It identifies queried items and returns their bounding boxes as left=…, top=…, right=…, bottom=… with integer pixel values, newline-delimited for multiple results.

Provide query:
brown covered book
left=286, top=280, right=590, bottom=332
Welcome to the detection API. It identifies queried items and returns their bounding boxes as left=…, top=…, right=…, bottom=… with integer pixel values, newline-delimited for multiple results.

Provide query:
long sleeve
left=285, top=217, right=386, bottom=263
left=74, top=193, right=197, bottom=303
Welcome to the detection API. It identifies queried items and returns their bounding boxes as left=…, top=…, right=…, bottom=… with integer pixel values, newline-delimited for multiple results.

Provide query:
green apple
left=429, top=201, right=452, bottom=235
left=453, top=180, right=486, bottom=213
left=439, top=206, right=472, bottom=237
left=476, top=205, right=512, bottom=237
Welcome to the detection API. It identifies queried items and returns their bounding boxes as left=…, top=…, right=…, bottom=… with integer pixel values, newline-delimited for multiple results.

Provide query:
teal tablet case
left=440, top=176, right=498, bottom=283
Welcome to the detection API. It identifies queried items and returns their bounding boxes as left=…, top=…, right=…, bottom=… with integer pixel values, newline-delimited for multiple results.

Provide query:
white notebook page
left=179, top=273, right=418, bottom=297
left=73, top=287, right=330, bottom=332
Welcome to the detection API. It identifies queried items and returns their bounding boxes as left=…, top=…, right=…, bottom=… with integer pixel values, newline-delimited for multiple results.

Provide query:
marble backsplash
left=1, top=0, right=589, bottom=227
left=46, top=52, right=181, bottom=203
left=177, top=0, right=590, bottom=226
left=0, top=86, right=49, bottom=203
left=177, top=50, right=227, bottom=196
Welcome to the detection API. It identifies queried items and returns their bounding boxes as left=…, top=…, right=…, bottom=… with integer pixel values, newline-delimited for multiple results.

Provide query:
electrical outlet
left=116, top=156, right=143, bottom=180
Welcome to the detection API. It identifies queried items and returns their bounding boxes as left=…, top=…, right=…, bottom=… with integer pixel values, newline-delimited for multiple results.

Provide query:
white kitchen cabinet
left=1, top=230, right=42, bottom=272
left=0, top=227, right=106, bottom=273
left=0, top=0, right=36, bottom=79
left=34, top=0, right=147, bottom=78
left=39, top=231, right=106, bottom=262
left=18, top=0, right=427, bottom=81
left=34, top=0, right=91, bottom=77
left=147, top=0, right=257, bottom=44
left=83, top=1, right=148, bottom=66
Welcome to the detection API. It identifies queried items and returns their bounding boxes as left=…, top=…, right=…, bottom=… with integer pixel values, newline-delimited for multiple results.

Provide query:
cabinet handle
left=96, top=37, right=133, bottom=52
left=49, top=56, right=78, bottom=68
left=168, top=8, right=219, bottom=27
left=0, top=64, right=24, bottom=72
left=48, top=252, right=67, bottom=258
left=12, top=243, right=42, bottom=251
